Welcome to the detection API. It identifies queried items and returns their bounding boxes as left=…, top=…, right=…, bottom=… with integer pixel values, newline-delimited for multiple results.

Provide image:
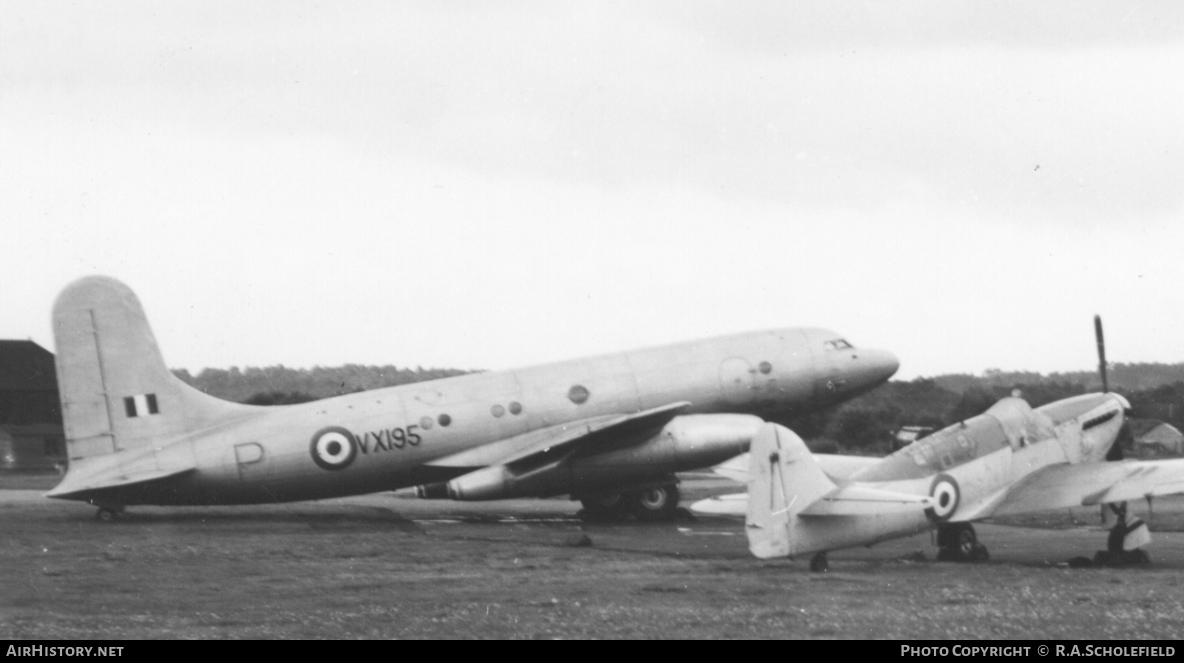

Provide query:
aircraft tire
left=630, top=484, right=680, bottom=522
left=579, top=493, right=631, bottom=521
left=95, top=507, right=120, bottom=523
left=936, top=523, right=978, bottom=562
left=809, top=553, right=829, bottom=573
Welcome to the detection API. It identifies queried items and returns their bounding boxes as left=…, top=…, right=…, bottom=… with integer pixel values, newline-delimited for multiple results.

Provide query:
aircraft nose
left=845, top=348, right=899, bottom=392
left=862, top=348, right=900, bottom=383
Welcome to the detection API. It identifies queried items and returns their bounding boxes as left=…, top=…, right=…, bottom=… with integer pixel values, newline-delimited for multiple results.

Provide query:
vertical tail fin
left=53, top=276, right=253, bottom=463
left=745, top=423, right=835, bottom=559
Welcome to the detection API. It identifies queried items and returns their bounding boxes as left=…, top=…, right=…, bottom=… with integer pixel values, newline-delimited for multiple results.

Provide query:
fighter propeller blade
left=1095, top=314, right=1109, bottom=394
left=1096, top=314, right=1128, bottom=462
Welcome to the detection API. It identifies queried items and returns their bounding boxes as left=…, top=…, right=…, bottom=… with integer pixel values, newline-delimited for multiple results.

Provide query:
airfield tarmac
left=2, top=474, right=1184, bottom=639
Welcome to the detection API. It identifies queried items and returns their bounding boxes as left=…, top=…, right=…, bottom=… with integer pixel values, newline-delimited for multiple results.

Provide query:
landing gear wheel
left=1092, top=502, right=1152, bottom=566
left=95, top=507, right=122, bottom=522
left=810, top=552, right=829, bottom=573
left=629, top=484, right=680, bottom=522
left=937, top=523, right=984, bottom=562
left=579, top=493, right=630, bottom=522
left=1093, top=548, right=1151, bottom=567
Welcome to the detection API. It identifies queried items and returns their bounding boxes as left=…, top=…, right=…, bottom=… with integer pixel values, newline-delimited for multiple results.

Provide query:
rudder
left=53, top=276, right=253, bottom=463
left=745, top=423, right=835, bottom=559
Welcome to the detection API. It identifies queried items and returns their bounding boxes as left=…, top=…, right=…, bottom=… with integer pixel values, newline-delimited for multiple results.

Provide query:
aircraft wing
left=957, top=459, right=1184, bottom=521
left=426, top=401, right=692, bottom=471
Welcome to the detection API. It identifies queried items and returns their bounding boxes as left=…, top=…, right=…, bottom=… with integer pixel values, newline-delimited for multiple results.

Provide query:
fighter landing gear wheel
left=629, top=484, right=680, bottom=522
left=936, top=523, right=988, bottom=562
left=1092, top=505, right=1152, bottom=566
left=579, top=493, right=630, bottom=522
left=810, top=552, right=829, bottom=573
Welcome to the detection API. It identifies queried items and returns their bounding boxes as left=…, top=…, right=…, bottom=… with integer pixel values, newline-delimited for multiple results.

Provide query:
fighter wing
left=958, top=459, right=1184, bottom=520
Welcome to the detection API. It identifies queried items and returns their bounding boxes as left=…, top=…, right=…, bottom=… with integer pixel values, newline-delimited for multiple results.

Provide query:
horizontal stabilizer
left=799, top=485, right=932, bottom=516
left=689, top=492, right=747, bottom=516
left=46, top=466, right=194, bottom=500
left=692, top=481, right=929, bottom=518
left=711, top=454, right=751, bottom=483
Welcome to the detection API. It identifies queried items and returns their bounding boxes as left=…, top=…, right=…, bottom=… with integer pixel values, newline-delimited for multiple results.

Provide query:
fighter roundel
left=925, top=473, right=961, bottom=522
left=310, top=426, right=358, bottom=470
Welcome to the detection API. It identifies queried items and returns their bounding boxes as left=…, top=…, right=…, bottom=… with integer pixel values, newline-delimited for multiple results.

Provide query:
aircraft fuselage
left=57, top=326, right=898, bottom=507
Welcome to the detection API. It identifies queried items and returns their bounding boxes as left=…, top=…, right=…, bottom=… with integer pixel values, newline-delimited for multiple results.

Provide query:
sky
left=3, top=1, right=1183, bottom=380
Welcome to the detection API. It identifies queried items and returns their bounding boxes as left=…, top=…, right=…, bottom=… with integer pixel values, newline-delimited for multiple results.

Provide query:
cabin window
left=758, top=361, right=773, bottom=375
left=419, top=416, right=434, bottom=430
left=491, top=404, right=505, bottom=418
left=568, top=385, right=590, bottom=405
left=509, top=401, right=523, bottom=415
left=438, top=413, right=452, bottom=427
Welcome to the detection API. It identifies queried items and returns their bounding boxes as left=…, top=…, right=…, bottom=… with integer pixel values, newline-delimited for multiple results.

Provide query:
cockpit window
left=823, top=339, right=853, bottom=351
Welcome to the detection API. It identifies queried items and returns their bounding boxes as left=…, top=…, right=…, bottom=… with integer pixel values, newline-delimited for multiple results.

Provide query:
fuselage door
left=812, top=348, right=846, bottom=405
left=719, top=357, right=754, bottom=404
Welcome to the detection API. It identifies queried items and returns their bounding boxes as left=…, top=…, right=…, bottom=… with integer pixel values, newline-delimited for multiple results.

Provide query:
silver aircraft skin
left=46, top=276, right=899, bottom=520
left=694, top=391, right=1184, bottom=570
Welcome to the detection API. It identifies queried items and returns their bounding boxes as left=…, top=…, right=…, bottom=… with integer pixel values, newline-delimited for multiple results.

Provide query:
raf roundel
left=310, top=426, right=359, bottom=471
left=925, top=474, right=961, bottom=522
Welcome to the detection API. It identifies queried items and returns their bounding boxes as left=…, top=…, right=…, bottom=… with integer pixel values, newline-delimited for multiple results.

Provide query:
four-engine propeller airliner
left=46, top=276, right=899, bottom=521
left=692, top=317, right=1184, bottom=571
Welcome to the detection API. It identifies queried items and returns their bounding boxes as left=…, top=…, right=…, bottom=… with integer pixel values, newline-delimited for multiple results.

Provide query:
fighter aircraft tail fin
left=745, top=423, right=835, bottom=559
left=52, top=276, right=256, bottom=463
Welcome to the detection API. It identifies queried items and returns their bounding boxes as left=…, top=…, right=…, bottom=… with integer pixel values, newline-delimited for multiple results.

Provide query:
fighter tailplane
left=696, top=316, right=1184, bottom=571
left=46, top=276, right=900, bottom=522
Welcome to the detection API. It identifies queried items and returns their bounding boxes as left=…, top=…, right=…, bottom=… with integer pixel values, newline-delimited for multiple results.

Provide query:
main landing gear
left=578, top=483, right=681, bottom=522
left=936, top=523, right=989, bottom=563
left=1092, top=503, right=1151, bottom=567
left=809, top=552, right=829, bottom=573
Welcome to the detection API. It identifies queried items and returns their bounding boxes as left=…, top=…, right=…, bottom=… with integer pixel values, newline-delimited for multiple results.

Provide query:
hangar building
left=0, top=340, right=66, bottom=471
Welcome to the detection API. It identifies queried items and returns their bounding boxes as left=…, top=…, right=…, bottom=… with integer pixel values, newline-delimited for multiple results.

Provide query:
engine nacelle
left=446, top=465, right=516, bottom=501
left=441, top=413, right=764, bottom=501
